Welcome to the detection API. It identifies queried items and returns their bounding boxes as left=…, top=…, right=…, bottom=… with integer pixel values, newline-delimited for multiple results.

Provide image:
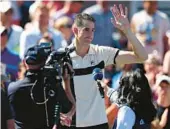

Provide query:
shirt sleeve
left=98, top=46, right=119, bottom=66
left=116, top=106, right=136, bottom=129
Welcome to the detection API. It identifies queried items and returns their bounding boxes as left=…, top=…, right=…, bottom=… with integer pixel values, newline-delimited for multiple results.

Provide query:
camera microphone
left=92, top=68, right=104, bottom=98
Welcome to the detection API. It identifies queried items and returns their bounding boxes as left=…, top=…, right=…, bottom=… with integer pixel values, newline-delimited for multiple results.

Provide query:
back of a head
left=117, top=69, right=156, bottom=122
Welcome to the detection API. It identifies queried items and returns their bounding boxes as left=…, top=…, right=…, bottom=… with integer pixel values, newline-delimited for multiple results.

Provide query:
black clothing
left=1, top=88, right=13, bottom=129
left=157, top=106, right=170, bottom=129
left=133, top=117, right=151, bottom=129
left=8, top=70, right=72, bottom=129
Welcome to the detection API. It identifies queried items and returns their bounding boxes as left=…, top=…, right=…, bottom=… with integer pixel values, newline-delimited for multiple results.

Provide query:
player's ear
left=72, top=24, right=78, bottom=35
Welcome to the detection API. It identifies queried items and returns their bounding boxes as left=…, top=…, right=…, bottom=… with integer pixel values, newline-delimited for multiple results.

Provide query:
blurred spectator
left=37, top=32, right=55, bottom=51
left=163, top=51, right=170, bottom=76
left=45, top=1, right=64, bottom=10
left=53, top=1, right=84, bottom=21
left=144, top=52, right=162, bottom=88
left=25, top=1, right=41, bottom=31
left=54, top=16, right=73, bottom=45
left=0, top=1, right=23, bottom=55
left=130, top=1, right=170, bottom=62
left=162, top=31, right=170, bottom=76
left=0, top=62, right=10, bottom=90
left=44, top=1, right=64, bottom=17
left=1, top=26, right=21, bottom=82
left=153, top=75, right=170, bottom=129
left=10, top=1, right=22, bottom=25
left=20, top=2, right=67, bottom=59
left=17, top=1, right=34, bottom=28
left=1, top=87, right=15, bottom=129
left=38, top=32, right=54, bottom=44
left=17, top=61, right=26, bottom=80
left=112, top=30, right=128, bottom=49
left=83, top=0, right=115, bottom=47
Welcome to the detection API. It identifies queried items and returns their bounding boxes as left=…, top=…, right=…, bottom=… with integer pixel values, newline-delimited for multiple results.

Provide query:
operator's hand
left=110, top=4, right=130, bottom=33
left=60, top=112, right=72, bottom=127
left=63, top=62, right=74, bottom=80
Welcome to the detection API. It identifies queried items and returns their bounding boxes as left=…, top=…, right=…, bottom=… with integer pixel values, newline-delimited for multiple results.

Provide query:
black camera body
left=25, top=42, right=75, bottom=78
left=43, top=46, right=75, bottom=78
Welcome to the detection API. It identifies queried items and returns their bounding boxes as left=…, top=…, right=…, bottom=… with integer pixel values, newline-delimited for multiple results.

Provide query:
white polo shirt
left=69, top=44, right=119, bottom=127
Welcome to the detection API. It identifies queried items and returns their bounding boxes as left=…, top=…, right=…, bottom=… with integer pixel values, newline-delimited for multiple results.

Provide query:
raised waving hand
left=110, top=4, right=130, bottom=33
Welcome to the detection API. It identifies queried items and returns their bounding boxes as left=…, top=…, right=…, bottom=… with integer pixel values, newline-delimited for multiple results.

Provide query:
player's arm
left=62, top=63, right=76, bottom=117
left=110, top=4, right=148, bottom=66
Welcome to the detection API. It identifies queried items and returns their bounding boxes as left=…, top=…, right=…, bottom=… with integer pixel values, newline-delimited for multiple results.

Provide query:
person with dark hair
left=63, top=4, right=148, bottom=129
left=7, top=45, right=76, bottom=129
left=102, top=69, right=156, bottom=129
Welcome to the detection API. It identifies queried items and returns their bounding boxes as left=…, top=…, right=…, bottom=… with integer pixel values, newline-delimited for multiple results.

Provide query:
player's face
left=77, top=20, right=95, bottom=45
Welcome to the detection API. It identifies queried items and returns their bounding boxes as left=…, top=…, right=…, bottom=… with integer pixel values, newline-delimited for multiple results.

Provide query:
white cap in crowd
left=0, top=26, right=6, bottom=35
left=156, top=75, right=170, bottom=86
left=0, top=1, right=12, bottom=13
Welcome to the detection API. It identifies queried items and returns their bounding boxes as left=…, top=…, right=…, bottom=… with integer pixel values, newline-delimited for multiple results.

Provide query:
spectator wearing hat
left=0, top=1, right=23, bottom=55
left=7, top=45, right=76, bottom=129
left=152, top=75, right=170, bottom=129
left=1, top=26, right=21, bottom=82
left=20, top=2, right=67, bottom=60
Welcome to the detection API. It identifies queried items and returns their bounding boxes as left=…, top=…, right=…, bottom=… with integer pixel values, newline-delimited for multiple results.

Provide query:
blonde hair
left=54, top=16, right=73, bottom=30
left=145, top=51, right=161, bottom=65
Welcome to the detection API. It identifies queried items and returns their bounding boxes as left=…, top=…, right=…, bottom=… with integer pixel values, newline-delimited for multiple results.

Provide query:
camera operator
left=7, top=45, right=76, bottom=129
